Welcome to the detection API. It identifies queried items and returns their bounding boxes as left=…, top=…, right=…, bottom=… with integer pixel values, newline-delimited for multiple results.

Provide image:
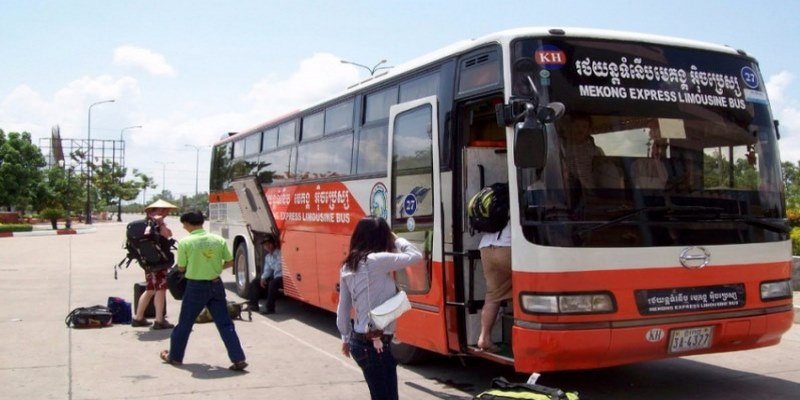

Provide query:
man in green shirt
left=159, top=210, right=247, bottom=371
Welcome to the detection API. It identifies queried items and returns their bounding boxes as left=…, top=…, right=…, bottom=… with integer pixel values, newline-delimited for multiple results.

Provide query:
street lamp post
left=340, top=59, right=392, bottom=76
left=85, top=99, right=115, bottom=225
left=155, top=161, right=173, bottom=197
left=117, top=125, right=142, bottom=221
left=184, top=144, right=206, bottom=196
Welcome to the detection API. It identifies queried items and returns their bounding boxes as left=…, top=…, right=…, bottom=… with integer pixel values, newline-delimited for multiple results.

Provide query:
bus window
left=458, top=51, right=501, bottom=95
left=302, top=111, right=324, bottom=141
left=392, top=105, right=434, bottom=222
left=325, top=100, right=354, bottom=134
left=262, top=128, right=278, bottom=152
left=365, top=86, right=398, bottom=123
left=244, top=132, right=262, bottom=156
left=278, top=120, right=297, bottom=147
left=296, top=134, right=353, bottom=179
left=400, top=73, right=439, bottom=103
left=259, top=147, right=296, bottom=184
left=232, top=139, right=245, bottom=159
left=355, top=124, right=388, bottom=174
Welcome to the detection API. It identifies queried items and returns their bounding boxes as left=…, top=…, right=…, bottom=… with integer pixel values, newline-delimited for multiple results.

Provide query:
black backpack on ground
left=114, top=219, right=176, bottom=279
left=467, top=182, right=510, bottom=234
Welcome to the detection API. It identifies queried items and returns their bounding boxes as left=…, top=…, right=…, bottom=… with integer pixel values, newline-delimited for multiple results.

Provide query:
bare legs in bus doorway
left=477, top=223, right=512, bottom=353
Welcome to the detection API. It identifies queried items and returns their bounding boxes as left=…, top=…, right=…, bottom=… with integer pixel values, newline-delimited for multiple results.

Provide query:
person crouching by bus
left=159, top=210, right=248, bottom=371
left=132, top=199, right=176, bottom=330
left=477, top=221, right=512, bottom=353
left=336, top=217, right=422, bottom=400
left=247, top=234, right=283, bottom=314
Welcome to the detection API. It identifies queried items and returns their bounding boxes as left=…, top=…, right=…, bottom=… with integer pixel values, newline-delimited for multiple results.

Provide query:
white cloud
left=0, top=75, right=140, bottom=143
left=243, top=52, right=360, bottom=127
left=113, top=46, right=177, bottom=76
left=767, top=72, right=800, bottom=163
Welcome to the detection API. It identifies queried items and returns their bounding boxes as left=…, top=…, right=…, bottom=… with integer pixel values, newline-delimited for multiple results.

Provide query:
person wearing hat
left=132, top=199, right=177, bottom=329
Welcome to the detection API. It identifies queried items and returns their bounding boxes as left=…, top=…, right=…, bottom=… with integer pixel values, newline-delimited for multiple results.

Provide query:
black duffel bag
left=166, top=266, right=186, bottom=300
left=65, top=305, right=113, bottom=328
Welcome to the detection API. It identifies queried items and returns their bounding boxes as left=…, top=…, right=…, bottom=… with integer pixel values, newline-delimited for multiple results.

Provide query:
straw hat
left=145, top=199, right=177, bottom=211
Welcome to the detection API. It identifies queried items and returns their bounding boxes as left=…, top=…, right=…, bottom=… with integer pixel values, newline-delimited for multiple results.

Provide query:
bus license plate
left=668, top=326, right=714, bottom=353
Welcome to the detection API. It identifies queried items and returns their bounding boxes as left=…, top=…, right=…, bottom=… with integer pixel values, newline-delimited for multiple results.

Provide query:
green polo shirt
left=176, top=228, right=233, bottom=280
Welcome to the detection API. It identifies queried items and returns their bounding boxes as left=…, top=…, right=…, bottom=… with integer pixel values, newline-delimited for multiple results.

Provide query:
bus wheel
left=391, top=338, right=433, bottom=365
left=234, top=244, right=250, bottom=298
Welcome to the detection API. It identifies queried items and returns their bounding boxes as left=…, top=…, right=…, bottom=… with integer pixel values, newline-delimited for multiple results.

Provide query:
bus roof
left=216, top=27, right=744, bottom=145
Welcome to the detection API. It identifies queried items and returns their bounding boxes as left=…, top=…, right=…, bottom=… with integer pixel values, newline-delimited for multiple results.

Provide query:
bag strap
left=491, top=377, right=568, bottom=400
left=65, top=307, right=84, bottom=327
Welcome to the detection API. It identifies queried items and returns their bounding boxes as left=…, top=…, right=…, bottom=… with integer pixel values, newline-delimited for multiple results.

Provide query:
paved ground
left=0, top=218, right=485, bottom=400
left=1, top=217, right=798, bottom=399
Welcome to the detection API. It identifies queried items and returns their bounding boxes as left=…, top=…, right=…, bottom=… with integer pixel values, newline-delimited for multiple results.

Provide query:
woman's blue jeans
left=349, top=337, right=398, bottom=400
left=169, top=279, right=245, bottom=363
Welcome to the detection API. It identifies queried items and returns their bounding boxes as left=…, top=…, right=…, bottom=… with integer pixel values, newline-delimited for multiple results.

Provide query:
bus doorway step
left=466, top=345, right=514, bottom=365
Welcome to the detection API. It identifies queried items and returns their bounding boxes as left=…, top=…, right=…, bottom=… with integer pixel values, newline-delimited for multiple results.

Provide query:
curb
left=0, top=227, right=97, bottom=238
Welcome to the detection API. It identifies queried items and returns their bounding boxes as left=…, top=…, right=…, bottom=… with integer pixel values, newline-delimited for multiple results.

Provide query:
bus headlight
left=520, top=292, right=615, bottom=314
left=760, top=280, right=792, bottom=301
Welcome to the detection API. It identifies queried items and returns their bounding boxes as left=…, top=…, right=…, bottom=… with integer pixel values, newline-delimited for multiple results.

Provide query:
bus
left=208, top=27, right=795, bottom=372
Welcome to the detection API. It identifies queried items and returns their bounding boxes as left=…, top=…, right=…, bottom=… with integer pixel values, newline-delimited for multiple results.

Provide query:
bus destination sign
left=635, top=284, right=745, bottom=315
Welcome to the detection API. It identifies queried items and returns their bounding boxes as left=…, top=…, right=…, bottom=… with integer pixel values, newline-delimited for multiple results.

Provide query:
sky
left=1, top=0, right=798, bottom=199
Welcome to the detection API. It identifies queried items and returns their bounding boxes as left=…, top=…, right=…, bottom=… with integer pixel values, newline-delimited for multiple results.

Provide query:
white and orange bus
left=208, top=28, right=794, bottom=372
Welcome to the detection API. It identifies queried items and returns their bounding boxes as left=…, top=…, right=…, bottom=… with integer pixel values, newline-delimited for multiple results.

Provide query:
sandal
left=159, top=350, right=182, bottom=366
left=477, top=342, right=502, bottom=353
left=229, top=361, right=248, bottom=371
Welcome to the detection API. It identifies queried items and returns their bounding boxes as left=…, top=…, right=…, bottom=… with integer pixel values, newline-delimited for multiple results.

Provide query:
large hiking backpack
left=474, top=376, right=579, bottom=400
left=467, top=182, right=510, bottom=233
left=114, top=219, right=176, bottom=279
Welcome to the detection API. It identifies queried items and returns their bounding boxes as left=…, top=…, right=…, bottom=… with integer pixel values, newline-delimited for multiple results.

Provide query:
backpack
left=114, top=219, right=176, bottom=279
left=474, top=377, right=579, bottom=400
left=195, top=301, right=252, bottom=323
left=106, top=296, right=132, bottom=324
left=467, top=182, right=510, bottom=233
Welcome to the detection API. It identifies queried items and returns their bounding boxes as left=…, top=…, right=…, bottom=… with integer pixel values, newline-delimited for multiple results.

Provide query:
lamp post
left=155, top=161, right=174, bottom=196
left=85, top=99, right=115, bottom=225
left=185, top=144, right=207, bottom=196
left=117, top=125, right=142, bottom=221
left=340, top=59, right=392, bottom=76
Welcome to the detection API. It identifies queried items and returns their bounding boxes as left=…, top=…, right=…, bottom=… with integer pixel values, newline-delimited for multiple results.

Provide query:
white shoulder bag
left=369, top=290, right=411, bottom=330
left=366, top=271, right=411, bottom=330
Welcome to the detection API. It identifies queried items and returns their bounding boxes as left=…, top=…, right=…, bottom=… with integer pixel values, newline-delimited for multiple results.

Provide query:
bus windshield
left=511, top=37, right=787, bottom=247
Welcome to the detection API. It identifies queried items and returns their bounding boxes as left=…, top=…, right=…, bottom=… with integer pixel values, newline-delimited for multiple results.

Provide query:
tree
left=782, top=161, right=800, bottom=209
left=0, top=130, right=47, bottom=212
left=93, top=159, right=129, bottom=210
left=133, top=169, right=157, bottom=206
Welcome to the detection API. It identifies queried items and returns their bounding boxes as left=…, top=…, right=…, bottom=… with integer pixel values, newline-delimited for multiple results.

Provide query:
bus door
left=458, top=96, right=511, bottom=356
left=387, top=96, right=448, bottom=355
left=231, top=176, right=280, bottom=297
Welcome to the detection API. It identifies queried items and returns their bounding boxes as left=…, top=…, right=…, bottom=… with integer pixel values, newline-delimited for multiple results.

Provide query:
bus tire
left=234, top=244, right=250, bottom=298
left=391, top=338, right=433, bottom=365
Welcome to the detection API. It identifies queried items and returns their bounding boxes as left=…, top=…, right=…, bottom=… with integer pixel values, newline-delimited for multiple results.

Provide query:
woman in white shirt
left=336, top=217, right=422, bottom=400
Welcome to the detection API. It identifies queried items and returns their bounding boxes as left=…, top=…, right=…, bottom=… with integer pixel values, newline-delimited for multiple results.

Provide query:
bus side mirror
left=514, top=117, right=546, bottom=169
left=513, top=102, right=564, bottom=169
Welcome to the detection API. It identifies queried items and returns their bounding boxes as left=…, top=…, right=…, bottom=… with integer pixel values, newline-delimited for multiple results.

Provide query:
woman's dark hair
left=342, top=217, right=394, bottom=272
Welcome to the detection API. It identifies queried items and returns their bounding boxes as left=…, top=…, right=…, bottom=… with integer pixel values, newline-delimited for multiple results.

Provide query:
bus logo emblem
left=679, top=246, right=711, bottom=269
left=535, top=45, right=567, bottom=70
left=646, top=328, right=665, bottom=342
